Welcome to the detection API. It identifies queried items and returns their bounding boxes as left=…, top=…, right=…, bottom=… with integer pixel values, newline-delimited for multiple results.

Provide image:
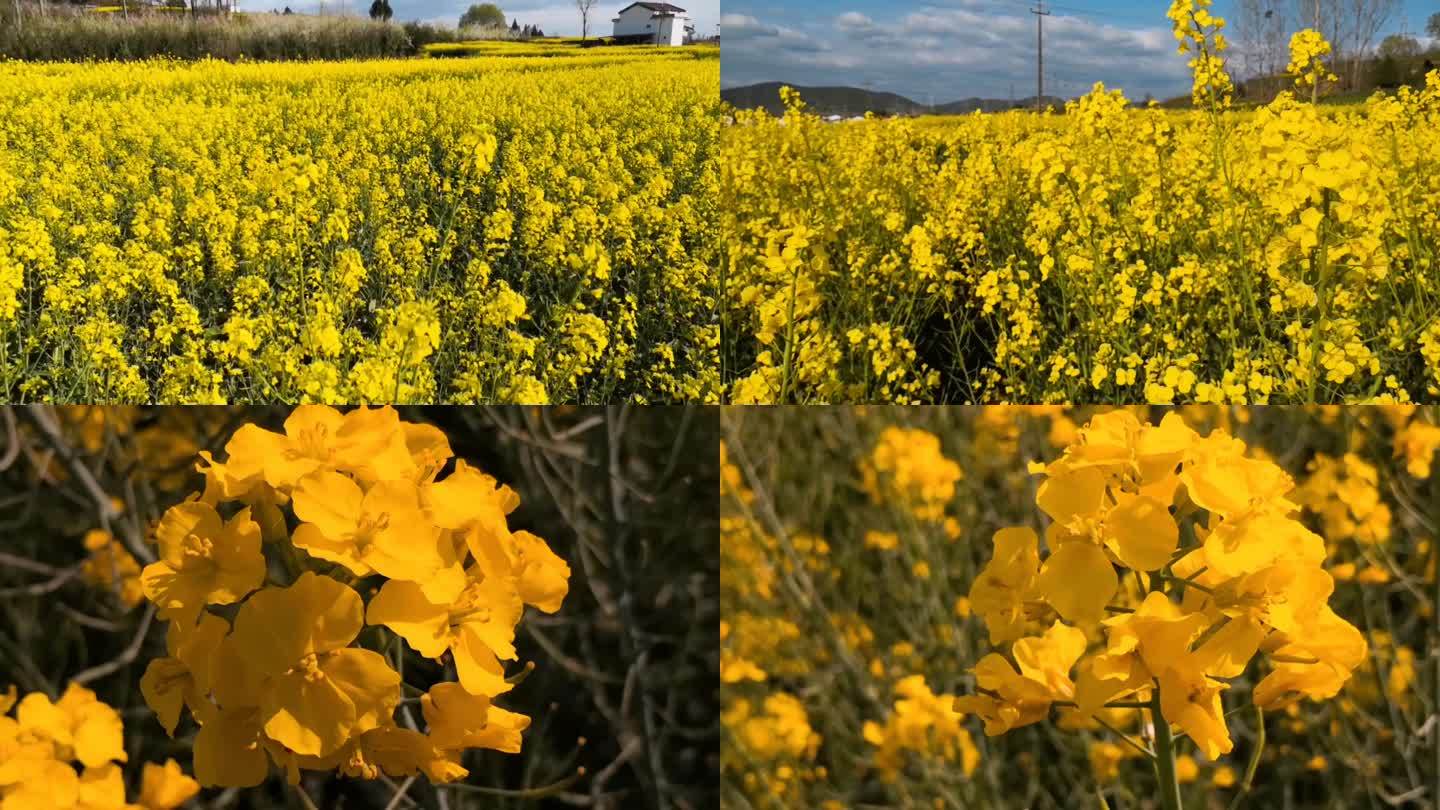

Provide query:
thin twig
left=0, top=407, right=20, bottom=472
left=59, top=604, right=131, bottom=631
left=0, top=561, right=85, bottom=598
left=382, top=774, right=418, bottom=810
left=291, top=783, right=321, bottom=810
left=71, top=604, right=156, bottom=685
left=0, top=550, right=60, bottom=576
left=528, top=624, right=624, bottom=684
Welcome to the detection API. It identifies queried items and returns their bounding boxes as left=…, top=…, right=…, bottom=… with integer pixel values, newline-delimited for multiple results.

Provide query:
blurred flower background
left=0, top=405, right=717, bottom=810
left=721, top=405, right=1440, bottom=809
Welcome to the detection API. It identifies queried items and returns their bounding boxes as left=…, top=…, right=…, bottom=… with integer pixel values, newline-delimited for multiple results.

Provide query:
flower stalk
left=1151, top=687, right=1185, bottom=810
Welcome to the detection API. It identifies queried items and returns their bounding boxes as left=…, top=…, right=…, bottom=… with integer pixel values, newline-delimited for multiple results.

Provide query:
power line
left=972, top=0, right=1161, bottom=26
left=1044, top=2, right=1159, bottom=25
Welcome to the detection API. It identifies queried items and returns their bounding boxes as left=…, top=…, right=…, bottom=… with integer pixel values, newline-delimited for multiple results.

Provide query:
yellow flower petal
left=366, top=580, right=451, bottom=659
left=512, top=531, right=570, bottom=613
left=138, top=759, right=201, bottom=810
left=233, top=573, right=363, bottom=678
left=291, top=523, right=373, bottom=577
left=194, top=707, right=268, bottom=788
left=16, top=692, right=73, bottom=748
left=1038, top=541, right=1116, bottom=625
left=78, top=763, right=127, bottom=810
left=292, top=470, right=366, bottom=543
left=1158, top=667, right=1232, bottom=760
left=425, top=460, right=516, bottom=531
left=403, top=422, right=454, bottom=482
left=452, top=627, right=513, bottom=698
left=1, top=759, right=81, bottom=810
left=453, top=574, right=523, bottom=660
left=1103, top=494, right=1178, bottom=571
left=263, top=405, right=346, bottom=489
left=969, top=526, right=1040, bottom=644
left=70, top=700, right=128, bottom=768
left=321, top=649, right=402, bottom=734
left=154, top=502, right=225, bottom=567
left=261, top=668, right=356, bottom=757
left=1012, top=621, right=1088, bottom=698
left=1193, top=617, right=1265, bottom=678
left=210, top=635, right=265, bottom=712
left=140, top=658, right=190, bottom=737
left=423, top=682, right=530, bottom=752
left=361, top=481, right=446, bottom=582
left=1036, top=465, right=1106, bottom=525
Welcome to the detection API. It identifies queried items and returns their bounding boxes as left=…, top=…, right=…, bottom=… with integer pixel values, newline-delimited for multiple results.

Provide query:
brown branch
left=14, top=406, right=154, bottom=564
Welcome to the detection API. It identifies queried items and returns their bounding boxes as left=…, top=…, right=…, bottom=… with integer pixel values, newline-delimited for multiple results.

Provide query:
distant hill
left=721, top=82, right=929, bottom=116
left=720, top=81, right=1065, bottom=116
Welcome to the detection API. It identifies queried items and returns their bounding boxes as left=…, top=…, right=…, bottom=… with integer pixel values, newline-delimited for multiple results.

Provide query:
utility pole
left=1032, top=0, right=1051, bottom=113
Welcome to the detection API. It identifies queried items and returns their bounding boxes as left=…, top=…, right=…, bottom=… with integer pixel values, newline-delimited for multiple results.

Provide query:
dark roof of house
left=620, top=2, right=686, bottom=13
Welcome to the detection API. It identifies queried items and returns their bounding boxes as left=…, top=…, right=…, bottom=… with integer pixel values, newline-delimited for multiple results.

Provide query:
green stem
left=1306, top=190, right=1333, bottom=404
left=1226, top=705, right=1264, bottom=810
left=1151, top=688, right=1184, bottom=810
left=777, top=264, right=800, bottom=403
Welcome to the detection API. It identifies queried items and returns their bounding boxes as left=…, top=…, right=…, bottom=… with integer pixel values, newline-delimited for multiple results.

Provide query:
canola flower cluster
left=134, top=405, right=570, bottom=787
left=720, top=406, right=1439, bottom=806
left=862, top=675, right=978, bottom=783
left=963, top=410, right=1364, bottom=772
left=0, top=683, right=199, bottom=810
left=721, top=13, right=1440, bottom=404
left=1287, top=29, right=1337, bottom=94
left=0, top=49, right=718, bottom=404
left=859, top=426, right=964, bottom=524
left=80, top=529, right=145, bottom=610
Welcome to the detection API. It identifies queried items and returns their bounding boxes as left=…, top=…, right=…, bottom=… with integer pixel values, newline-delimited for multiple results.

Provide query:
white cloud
left=721, top=4, right=1193, bottom=101
left=835, top=11, right=874, bottom=30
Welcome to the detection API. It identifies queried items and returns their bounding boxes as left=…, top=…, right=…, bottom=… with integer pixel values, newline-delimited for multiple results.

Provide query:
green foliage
left=402, top=19, right=469, bottom=50
left=1371, top=54, right=1403, bottom=88
left=1378, top=34, right=1420, bottom=60
left=459, top=2, right=505, bottom=29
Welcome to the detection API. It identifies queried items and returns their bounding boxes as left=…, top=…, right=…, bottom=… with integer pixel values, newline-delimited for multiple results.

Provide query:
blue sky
left=721, top=0, right=1435, bottom=102
left=237, top=0, right=720, bottom=38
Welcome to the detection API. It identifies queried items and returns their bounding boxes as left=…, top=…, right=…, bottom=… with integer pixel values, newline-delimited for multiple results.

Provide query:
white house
left=612, top=2, right=691, bottom=46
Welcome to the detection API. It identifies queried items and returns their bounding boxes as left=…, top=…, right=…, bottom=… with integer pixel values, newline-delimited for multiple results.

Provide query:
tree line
left=1232, top=0, right=1439, bottom=90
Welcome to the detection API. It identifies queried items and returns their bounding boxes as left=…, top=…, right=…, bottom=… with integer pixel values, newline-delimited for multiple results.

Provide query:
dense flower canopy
left=0, top=52, right=719, bottom=404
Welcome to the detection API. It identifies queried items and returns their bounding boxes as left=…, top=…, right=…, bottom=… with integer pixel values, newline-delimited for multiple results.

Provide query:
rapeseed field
left=0, top=49, right=719, bottom=404
left=720, top=8, right=1440, bottom=405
